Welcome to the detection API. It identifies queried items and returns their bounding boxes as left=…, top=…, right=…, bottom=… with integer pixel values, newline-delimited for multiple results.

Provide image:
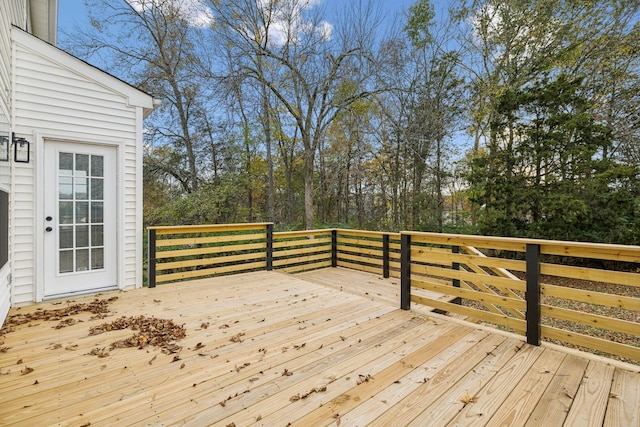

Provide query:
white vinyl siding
left=10, top=162, right=36, bottom=304
left=11, top=29, right=151, bottom=304
left=0, top=1, right=27, bottom=110
left=0, top=264, right=9, bottom=326
left=0, top=2, right=12, bottom=111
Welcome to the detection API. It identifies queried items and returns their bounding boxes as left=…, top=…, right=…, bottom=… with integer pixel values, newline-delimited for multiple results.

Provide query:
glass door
left=44, top=142, right=117, bottom=297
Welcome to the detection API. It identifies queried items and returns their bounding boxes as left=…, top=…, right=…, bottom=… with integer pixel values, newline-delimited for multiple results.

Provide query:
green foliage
left=145, top=179, right=247, bottom=226
left=405, top=0, right=435, bottom=48
left=466, top=73, right=640, bottom=243
left=74, top=0, right=640, bottom=242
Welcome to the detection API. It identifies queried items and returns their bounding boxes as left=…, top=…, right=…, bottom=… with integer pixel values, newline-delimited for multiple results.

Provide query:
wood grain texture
left=0, top=269, right=636, bottom=426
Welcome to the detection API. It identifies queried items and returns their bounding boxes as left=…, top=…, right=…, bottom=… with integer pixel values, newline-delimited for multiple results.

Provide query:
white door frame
left=35, top=133, right=123, bottom=301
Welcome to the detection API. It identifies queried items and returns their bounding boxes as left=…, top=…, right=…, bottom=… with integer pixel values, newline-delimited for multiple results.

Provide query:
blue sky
left=57, top=0, right=426, bottom=38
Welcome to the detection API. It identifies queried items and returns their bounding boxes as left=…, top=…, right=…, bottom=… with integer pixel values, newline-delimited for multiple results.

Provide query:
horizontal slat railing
left=147, top=225, right=639, bottom=363
left=148, top=223, right=272, bottom=286
left=272, top=230, right=333, bottom=272
left=401, top=231, right=640, bottom=363
left=335, top=229, right=401, bottom=278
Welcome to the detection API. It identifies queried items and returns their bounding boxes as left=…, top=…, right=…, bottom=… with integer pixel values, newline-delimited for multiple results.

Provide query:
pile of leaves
left=0, top=297, right=118, bottom=333
left=89, top=315, right=186, bottom=354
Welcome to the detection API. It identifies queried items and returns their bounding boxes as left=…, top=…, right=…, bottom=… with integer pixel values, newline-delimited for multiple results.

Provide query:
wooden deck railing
left=148, top=223, right=640, bottom=363
left=272, top=229, right=333, bottom=272
left=147, top=223, right=273, bottom=285
left=335, top=229, right=401, bottom=278
left=401, top=232, right=640, bottom=362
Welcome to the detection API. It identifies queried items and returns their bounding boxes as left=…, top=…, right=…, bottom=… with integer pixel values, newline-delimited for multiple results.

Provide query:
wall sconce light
left=0, top=136, right=8, bottom=162
left=12, top=133, right=30, bottom=163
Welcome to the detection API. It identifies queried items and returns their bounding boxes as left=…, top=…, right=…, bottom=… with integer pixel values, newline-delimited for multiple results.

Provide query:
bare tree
left=208, top=0, right=384, bottom=228
left=68, top=0, right=214, bottom=193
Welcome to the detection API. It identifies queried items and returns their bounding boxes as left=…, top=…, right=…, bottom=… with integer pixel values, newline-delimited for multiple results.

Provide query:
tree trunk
left=261, top=89, right=275, bottom=222
left=303, top=132, right=315, bottom=229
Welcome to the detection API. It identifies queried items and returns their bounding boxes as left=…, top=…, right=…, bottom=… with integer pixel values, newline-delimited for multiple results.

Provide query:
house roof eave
left=12, top=25, right=157, bottom=112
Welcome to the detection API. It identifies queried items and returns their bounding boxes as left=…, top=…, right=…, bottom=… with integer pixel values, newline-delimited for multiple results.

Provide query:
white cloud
left=256, top=0, right=332, bottom=46
left=316, top=20, right=333, bottom=42
left=127, top=0, right=213, bottom=28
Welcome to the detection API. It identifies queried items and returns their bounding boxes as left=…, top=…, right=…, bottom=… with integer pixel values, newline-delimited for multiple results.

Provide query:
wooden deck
left=0, top=270, right=638, bottom=426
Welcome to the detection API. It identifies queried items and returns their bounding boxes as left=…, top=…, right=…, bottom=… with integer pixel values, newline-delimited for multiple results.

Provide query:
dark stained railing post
left=452, top=245, right=461, bottom=305
left=331, top=229, right=338, bottom=267
left=148, top=228, right=157, bottom=288
left=400, top=233, right=411, bottom=310
left=526, top=243, right=541, bottom=346
left=382, top=234, right=390, bottom=278
left=266, top=223, right=273, bottom=271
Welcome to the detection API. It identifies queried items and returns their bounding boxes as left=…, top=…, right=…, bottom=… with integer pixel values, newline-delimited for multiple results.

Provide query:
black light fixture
left=12, top=133, right=30, bottom=163
left=0, top=135, right=8, bottom=162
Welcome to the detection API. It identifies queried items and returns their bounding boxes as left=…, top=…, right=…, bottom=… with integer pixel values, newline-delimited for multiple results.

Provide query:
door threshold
left=43, top=285, right=118, bottom=301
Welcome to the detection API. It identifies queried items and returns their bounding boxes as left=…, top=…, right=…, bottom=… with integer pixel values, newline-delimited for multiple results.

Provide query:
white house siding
left=0, top=0, right=27, bottom=326
left=0, top=264, right=9, bottom=326
left=11, top=29, right=152, bottom=304
left=0, top=2, right=12, bottom=110
left=0, top=1, right=27, bottom=110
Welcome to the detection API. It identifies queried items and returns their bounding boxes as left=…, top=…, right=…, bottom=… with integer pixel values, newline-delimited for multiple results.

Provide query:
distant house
left=0, top=0, right=157, bottom=326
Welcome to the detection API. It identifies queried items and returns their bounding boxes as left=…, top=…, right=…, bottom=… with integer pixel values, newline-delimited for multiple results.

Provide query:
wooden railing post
left=331, top=229, right=338, bottom=267
left=452, top=245, right=461, bottom=305
left=526, top=243, right=541, bottom=346
left=382, top=234, right=390, bottom=278
left=148, top=228, right=157, bottom=288
left=266, top=223, right=273, bottom=271
left=401, top=233, right=411, bottom=310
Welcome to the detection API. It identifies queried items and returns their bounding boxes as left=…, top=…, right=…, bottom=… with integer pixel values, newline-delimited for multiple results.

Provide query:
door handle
left=46, top=216, right=53, bottom=221
left=45, top=227, right=53, bottom=232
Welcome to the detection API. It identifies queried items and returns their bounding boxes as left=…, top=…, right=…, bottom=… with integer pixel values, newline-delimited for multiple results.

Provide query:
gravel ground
left=463, top=273, right=640, bottom=366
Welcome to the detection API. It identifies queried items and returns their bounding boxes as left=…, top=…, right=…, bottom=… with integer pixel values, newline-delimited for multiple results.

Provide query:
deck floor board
left=0, top=269, right=637, bottom=426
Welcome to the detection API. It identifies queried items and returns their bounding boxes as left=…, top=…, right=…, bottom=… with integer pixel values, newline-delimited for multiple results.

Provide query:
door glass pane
left=91, top=178, right=103, bottom=200
left=57, top=152, right=107, bottom=274
left=59, top=250, right=73, bottom=273
left=91, top=225, right=104, bottom=246
left=59, top=153, right=73, bottom=175
left=59, top=177, right=73, bottom=199
left=91, top=248, right=104, bottom=270
left=75, top=202, right=88, bottom=223
left=59, top=226, right=73, bottom=249
left=76, top=249, right=89, bottom=271
left=75, top=177, right=88, bottom=200
left=91, top=202, right=104, bottom=223
left=59, top=201, right=73, bottom=224
left=76, top=225, right=89, bottom=248
left=91, top=156, right=104, bottom=177
left=76, top=154, right=89, bottom=177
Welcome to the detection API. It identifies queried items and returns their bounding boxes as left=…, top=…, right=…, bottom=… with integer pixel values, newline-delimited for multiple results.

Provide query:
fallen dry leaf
left=290, top=386, right=327, bottom=402
left=356, top=374, right=373, bottom=385
left=460, top=394, right=479, bottom=405
left=89, top=315, right=186, bottom=354
left=1, top=297, right=118, bottom=334
left=88, top=348, right=110, bottom=358
left=230, top=333, right=245, bottom=343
